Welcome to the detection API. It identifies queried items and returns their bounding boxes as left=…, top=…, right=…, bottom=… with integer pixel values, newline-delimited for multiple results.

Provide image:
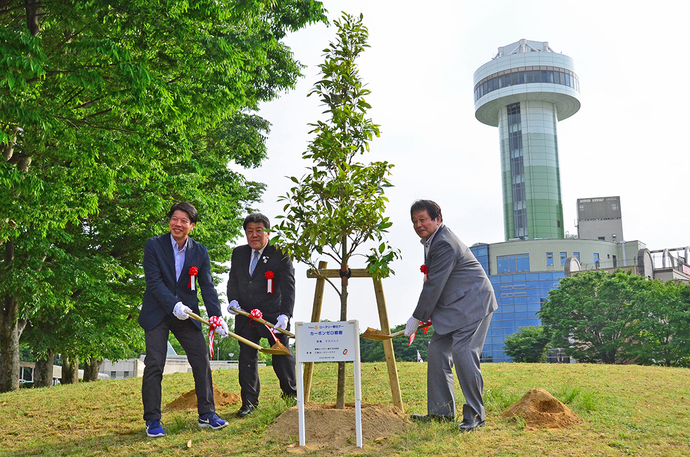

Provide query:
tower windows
left=507, top=103, right=527, bottom=239
left=474, top=66, right=580, bottom=102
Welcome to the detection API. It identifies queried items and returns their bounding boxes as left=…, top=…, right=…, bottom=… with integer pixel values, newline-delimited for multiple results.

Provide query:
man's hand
left=173, top=302, right=192, bottom=320
left=227, top=300, right=241, bottom=315
left=217, top=319, right=230, bottom=338
left=404, top=316, right=421, bottom=336
left=273, top=314, right=289, bottom=333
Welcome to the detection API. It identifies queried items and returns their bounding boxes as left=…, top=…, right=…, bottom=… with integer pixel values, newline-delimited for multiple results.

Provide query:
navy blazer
left=413, top=225, right=498, bottom=335
left=226, top=243, right=295, bottom=336
left=139, top=233, right=222, bottom=331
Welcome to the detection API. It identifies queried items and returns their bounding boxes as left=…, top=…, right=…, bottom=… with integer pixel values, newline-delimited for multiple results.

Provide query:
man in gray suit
left=404, top=200, right=497, bottom=431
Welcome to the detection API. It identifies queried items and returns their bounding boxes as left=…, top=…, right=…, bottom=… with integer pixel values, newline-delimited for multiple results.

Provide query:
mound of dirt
left=502, top=388, right=581, bottom=430
left=265, top=403, right=409, bottom=452
left=165, top=385, right=241, bottom=411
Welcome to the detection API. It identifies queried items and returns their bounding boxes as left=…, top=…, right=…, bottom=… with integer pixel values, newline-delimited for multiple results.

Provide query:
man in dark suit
left=139, top=202, right=229, bottom=438
left=404, top=200, right=497, bottom=431
left=226, top=213, right=296, bottom=417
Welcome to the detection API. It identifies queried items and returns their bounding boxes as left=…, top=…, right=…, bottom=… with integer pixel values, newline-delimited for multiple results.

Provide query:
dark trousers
left=237, top=322, right=296, bottom=407
left=142, top=315, right=215, bottom=422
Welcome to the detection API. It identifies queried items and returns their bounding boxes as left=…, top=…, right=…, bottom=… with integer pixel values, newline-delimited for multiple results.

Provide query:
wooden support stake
left=372, top=276, right=404, bottom=412
left=303, top=263, right=404, bottom=412
left=303, top=261, right=327, bottom=402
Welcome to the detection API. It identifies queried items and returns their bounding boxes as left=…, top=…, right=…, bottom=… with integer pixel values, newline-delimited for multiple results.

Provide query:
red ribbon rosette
left=207, top=315, right=223, bottom=358
left=249, top=308, right=278, bottom=343
left=188, top=266, right=198, bottom=290
left=408, top=319, right=433, bottom=346
left=420, top=264, right=428, bottom=282
left=265, top=270, right=274, bottom=293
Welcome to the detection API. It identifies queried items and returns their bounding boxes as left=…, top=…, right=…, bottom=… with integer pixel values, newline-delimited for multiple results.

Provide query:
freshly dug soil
left=502, top=388, right=581, bottom=429
left=265, top=403, right=409, bottom=452
left=165, top=385, right=241, bottom=411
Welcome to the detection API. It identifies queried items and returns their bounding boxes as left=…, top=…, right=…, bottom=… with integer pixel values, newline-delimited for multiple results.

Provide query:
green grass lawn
left=1, top=362, right=688, bottom=456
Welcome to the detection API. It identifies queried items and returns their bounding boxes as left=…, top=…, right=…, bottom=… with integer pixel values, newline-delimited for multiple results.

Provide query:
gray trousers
left=142, top=315, right=215, bottom=422
left=426, top=312, right=492, bottom=422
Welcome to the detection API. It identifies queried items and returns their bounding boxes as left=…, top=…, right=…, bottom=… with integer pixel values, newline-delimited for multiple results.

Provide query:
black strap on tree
left=339, top=266, right=352, bottom=286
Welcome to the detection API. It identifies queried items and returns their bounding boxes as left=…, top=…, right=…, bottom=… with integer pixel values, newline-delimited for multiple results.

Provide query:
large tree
left=539, top=269, right=690, bottom=365
left=628, top=279, right=690, bottom=367
left=273, top=13, right=398, bottom=408
left=0, top=0, right=326, bottom=392
left=502, top=325, right=551, bottom=363
left=539, top=270, right=641, bottom=363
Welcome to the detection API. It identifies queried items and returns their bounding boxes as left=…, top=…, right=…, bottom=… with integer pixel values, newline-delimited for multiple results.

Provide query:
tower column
left=474, top=39, right=580, bottom=241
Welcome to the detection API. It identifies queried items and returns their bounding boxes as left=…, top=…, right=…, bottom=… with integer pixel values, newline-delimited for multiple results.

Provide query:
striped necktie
left=249, top=250, right=259, bottom=275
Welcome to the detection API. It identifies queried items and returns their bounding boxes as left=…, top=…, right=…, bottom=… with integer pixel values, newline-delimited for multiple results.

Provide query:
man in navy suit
left=139, top=202, right=229, bottom=437
left=227, top=213, right=296, bottom=417
left=404, top=200, right=497, bottom=431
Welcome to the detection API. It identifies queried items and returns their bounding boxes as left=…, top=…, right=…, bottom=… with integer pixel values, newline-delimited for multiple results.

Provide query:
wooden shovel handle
left=235, top=308, right=296, bottom=339
left=184, top=310, right=277, bottom=354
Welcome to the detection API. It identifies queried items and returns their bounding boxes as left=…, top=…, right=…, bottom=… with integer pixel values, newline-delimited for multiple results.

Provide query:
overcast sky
left=222, top=1, right=690, bottom=331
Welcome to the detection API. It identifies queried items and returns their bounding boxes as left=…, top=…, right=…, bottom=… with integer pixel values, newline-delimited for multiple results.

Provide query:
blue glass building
left=472, top=241, right=565, bottom=362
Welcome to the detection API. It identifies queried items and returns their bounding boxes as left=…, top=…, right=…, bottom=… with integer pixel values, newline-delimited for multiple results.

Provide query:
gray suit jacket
left=413, top=225, right=497, bottom=335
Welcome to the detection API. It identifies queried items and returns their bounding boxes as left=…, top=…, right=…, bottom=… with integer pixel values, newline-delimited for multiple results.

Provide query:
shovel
left=234, top=308, right=296, bottom=339
left=185, top=310, right=291, bottom=356
left=361, top=328, right=405, bottom=341
left=362, top=320, right=432, bottom=341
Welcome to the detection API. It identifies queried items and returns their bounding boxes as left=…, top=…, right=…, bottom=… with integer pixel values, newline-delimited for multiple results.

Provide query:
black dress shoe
left=411, top=414, right=454, bottom=423
left=459, top=419, right=485, bottom=432
left=237, top=404, right=256, bottom=418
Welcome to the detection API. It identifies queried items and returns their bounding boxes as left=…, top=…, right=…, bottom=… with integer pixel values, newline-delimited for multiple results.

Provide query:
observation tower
left=474, top=39, right=580, bottom=241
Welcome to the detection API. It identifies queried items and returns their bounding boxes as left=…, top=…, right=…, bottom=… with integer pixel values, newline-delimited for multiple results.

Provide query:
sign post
left=294, top=320, right=362, bottom=448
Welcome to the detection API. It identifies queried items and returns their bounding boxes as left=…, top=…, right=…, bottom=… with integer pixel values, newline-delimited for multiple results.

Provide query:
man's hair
left=410, top=199, right=443, bottom=222
left=167, top=202, right=198, bottom=224
left=243, top=213, right=270, bottom=231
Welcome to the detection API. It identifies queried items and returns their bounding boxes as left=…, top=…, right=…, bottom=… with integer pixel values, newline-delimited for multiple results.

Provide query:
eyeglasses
left=170, top=216, right=191, bottom=226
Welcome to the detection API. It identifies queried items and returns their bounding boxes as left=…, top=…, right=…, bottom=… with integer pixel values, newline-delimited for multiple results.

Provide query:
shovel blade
left=362, top=327, right=394, bottom=341
left=261, top=340, right=291, bottom=356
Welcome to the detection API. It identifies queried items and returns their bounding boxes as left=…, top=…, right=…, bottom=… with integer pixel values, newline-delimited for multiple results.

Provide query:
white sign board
left=296, top=321, right=357, bottom=362
left=294, top=320, right=362, bottom=448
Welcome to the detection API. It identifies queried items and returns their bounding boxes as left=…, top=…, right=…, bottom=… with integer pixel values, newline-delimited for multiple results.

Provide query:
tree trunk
left=336, top=237, right=348, bottom=409
left=83, top=358, right=102, bottom=382
left=0, top=240, right=27, bottom=393
left=62, top=355, right=79, bottom=384
left=0, top=300, right=21, bottom=392
left=34, top=349, right=54, bottom=388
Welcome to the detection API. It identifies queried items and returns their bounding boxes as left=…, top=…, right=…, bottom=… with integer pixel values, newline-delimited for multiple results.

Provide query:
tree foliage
left=627, top=279, right=690, bottom=367
left=0, top=0, right=327, bottom=392
left=539, top=270, right=690, bottom=366
left=502, top=325, right=551, bottom=363
left=272, top=12, right=398, bottom=408
left=273, top=12, right=398, bottom=284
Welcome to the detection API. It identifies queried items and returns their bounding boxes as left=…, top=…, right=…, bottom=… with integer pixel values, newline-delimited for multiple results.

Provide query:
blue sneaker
left=145, top=420, right=165, bottom=438
left=198, top=413, right=227, bottom=430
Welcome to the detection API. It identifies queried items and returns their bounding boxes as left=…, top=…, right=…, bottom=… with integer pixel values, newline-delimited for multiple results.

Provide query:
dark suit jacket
left=413, top=225, right=497, bottom=335
left=226, top=243, right=295, bottom=336
left=139, top=233, right=222, bottom=331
